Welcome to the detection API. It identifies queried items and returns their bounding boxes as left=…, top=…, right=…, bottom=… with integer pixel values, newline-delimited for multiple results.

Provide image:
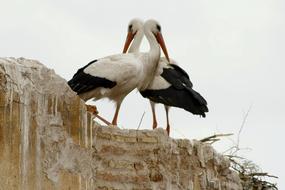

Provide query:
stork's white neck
left=128, top=29, right=143, bottom=53
left=136, top=26, right=161, bottom=90
left=128, top=26, right=161, bottom=59
left=144, top=29, right=160, bottom=60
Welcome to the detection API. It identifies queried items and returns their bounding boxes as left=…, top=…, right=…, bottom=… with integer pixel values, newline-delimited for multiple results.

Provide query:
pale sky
left=1, top=0, right=284, bottom=188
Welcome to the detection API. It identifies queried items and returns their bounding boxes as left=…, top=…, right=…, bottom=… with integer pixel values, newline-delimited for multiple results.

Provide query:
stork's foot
left=86, top=105, right=98, bottom=115
left=111, top=120, right=118, bottom=127
left=86, top=105, right=111, bottom=126
left=152, top=121, right=158, bottom=129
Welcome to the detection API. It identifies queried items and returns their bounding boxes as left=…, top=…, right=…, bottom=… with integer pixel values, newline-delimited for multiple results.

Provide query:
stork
left=68, top=19, right=170, bottom=126
left=124, top=19, right=208, bottom=135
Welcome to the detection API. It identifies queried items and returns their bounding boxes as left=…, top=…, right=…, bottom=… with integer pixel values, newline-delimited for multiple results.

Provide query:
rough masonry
left=0, top=57, right=242, bottom=190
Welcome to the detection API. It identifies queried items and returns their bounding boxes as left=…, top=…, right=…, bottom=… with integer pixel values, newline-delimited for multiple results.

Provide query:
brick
left=111, top=135, right=125, bottom=142
left=134, top=149, right=153, bottom=157
left=99, top=145, right=127, bottom=155
left=123, top=136, right=137, bottom=143
left=96, top=186, right=121, bottom=190
left=137, top=137, right=157, bottom=143
left=108, top=160, right=134, bottom=170
left=134, top=162, right=144, bottom=171
left=149, top=170, right=163, bottom=182
left=96, top=172, right=149, bottom=184
left=110, top=135, right=137, bottom=143
left=132, top=175, right=149, bottom=183
left=97, top=132, right=111, bottom=140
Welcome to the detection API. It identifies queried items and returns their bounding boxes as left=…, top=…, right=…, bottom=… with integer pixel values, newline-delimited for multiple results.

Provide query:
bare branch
left=200, top=133, right=234, bottom=143
left=228, top=156, right=278, bottom=189
left=220, top=105, right=278, bottom=189
left=237, top=105, right=252, bottom=146
left=224, top=155, right=245, bottom=160
left=136, top=111, right=145, bottom=130
left=248, top=172, right=278, bottom=179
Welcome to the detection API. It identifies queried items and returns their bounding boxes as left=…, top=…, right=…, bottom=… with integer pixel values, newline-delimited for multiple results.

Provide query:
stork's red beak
left=155, top=32, right=170, bottom=62
left=123, top=31, right=136, bottom=53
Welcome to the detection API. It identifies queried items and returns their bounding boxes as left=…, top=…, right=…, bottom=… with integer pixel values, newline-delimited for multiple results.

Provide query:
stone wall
left=93, top=126, right=242, bottom=190
left=0, top=58, right=243, bottom=190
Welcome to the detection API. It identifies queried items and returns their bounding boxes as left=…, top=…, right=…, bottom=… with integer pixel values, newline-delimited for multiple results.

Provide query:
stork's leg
left=165, top=105, right=170, bottom=136
left=95, top=114, right=112, bottom=126
left=111, top=101, right=122, bottom=126
left=86, top=105, right=111, bottom=126
left=150, top=101, right=158, bottom=129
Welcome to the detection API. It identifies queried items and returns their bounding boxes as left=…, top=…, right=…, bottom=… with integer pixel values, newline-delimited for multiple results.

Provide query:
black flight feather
left=68, top=60, right=116, bottom=94
left=140, top=64, right=208, bottom=117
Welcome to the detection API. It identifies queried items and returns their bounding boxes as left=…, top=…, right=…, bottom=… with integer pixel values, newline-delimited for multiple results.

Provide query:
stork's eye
left=156, top=24, right=161, bottom=32
left=128, top=24, right=133, bottom=31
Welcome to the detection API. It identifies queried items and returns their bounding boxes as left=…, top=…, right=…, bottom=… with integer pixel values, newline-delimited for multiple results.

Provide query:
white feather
left=147, top=57, right=179, bottom=90
left=84, top=53, right=142, bottom=84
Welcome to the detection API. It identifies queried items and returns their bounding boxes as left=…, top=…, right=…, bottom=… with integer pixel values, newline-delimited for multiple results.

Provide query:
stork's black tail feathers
left=140, top=86, right=208, bottom=117
left=140, top=63, right=208, bottom=117
left=184, top=86, right=208, bottom=117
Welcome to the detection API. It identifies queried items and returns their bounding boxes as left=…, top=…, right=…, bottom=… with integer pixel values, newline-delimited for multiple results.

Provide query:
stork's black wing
left=68, top=60, right=116, bottom=94
left=161, top=64, right=193, bottom=89
left=141, top=64, right=208, bottom=117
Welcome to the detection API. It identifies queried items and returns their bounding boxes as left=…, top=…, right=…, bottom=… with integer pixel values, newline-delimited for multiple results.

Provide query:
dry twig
left=227, top=156, right=278, bottom=189
left=137, top=111, right=145, bottom=130
left=200, top=133, right=234, bottom=144
left=222, top=105, right=278, bottom=189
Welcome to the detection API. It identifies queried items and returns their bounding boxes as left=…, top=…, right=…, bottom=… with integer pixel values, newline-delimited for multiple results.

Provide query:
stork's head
left=143, top=19, right=170, bottom=62
left=123, top=18, right=144, bottom=53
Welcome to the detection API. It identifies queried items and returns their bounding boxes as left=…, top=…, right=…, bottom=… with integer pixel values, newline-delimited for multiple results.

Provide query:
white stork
left=68, top=19, right=170, bottom=126
left=124, top=19, right=208, bottom=135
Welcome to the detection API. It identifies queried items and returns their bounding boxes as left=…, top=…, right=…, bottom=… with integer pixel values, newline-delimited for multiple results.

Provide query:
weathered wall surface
left=93, top=126, right=242, bottom=190
left=0, top=58, right=242, bottom=190
left=0, top=57, right=94, bottom=190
